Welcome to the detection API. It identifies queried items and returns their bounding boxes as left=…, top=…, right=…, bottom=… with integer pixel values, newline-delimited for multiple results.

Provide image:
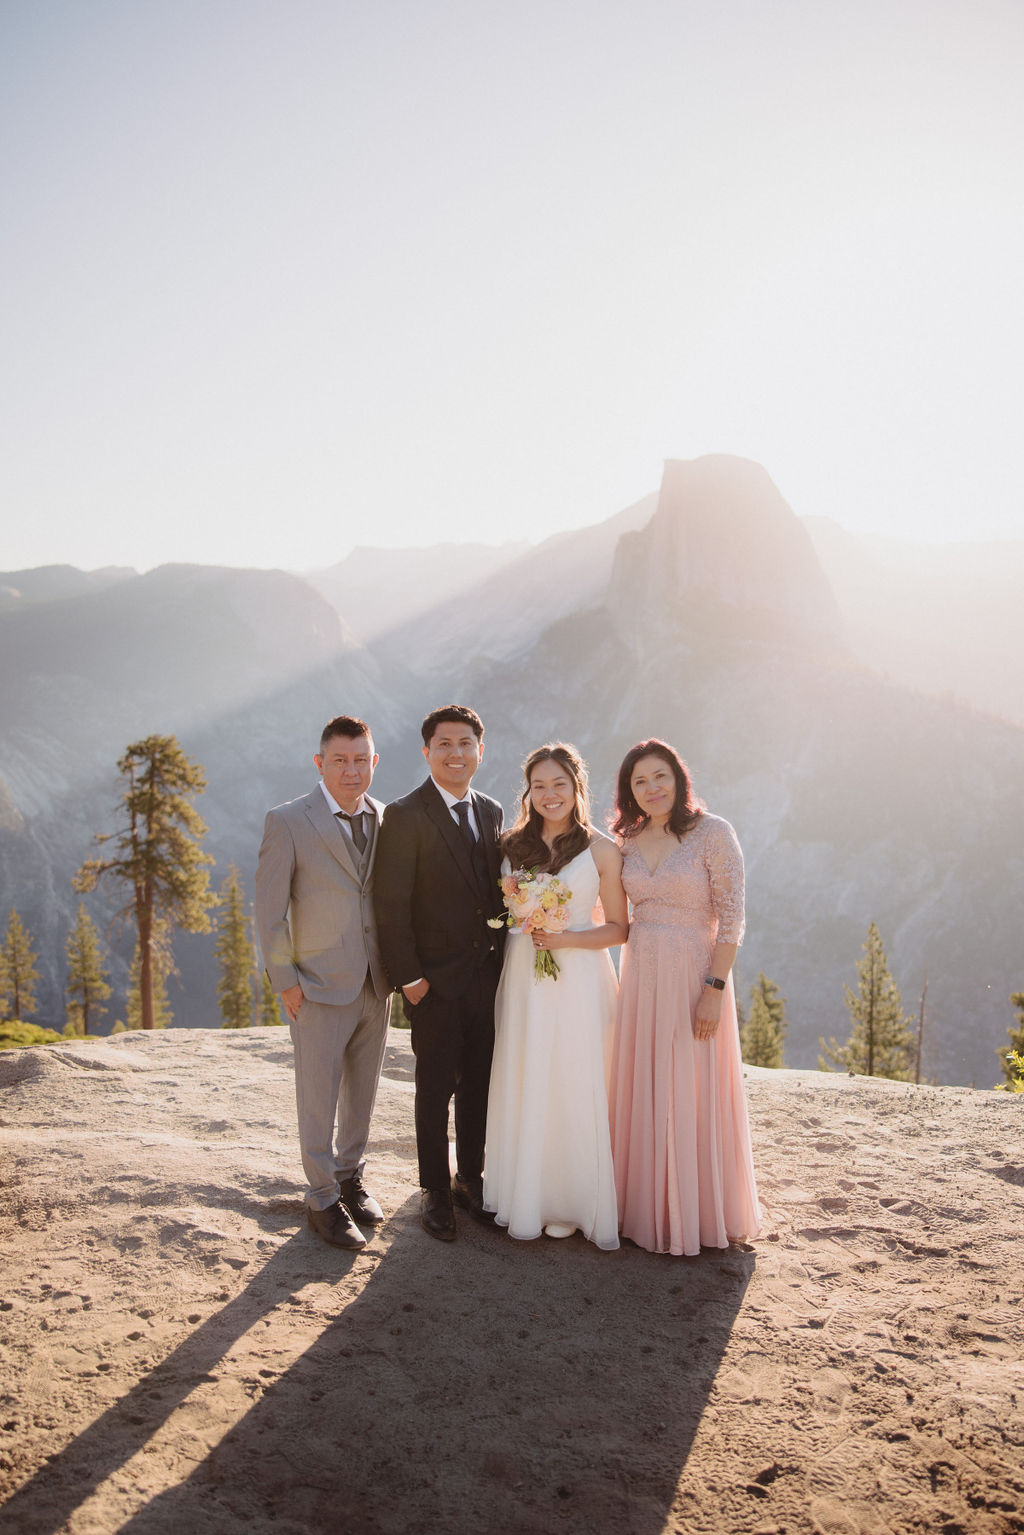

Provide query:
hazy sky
left=2, top=0, right=1022, bottom=572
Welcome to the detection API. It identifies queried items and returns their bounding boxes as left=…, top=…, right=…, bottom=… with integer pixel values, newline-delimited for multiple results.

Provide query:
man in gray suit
left=255, top=714, right=391, bottom=1250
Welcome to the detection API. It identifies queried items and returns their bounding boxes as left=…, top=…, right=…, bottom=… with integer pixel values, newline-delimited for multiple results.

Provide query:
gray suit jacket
left=254, top=786, right=388, bottom=1007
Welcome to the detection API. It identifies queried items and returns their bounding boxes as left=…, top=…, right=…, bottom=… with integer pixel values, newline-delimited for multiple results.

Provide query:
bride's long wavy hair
left=611, top=739, right=704, bottom=841
left=502, top=743, right=594, bottom=875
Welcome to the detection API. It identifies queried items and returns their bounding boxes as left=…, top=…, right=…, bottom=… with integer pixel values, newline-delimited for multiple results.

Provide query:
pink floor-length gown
left=610, top=813, right=761, bottom=1256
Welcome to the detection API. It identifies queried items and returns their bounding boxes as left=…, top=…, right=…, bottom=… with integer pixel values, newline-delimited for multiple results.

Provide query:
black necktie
left=453, top=800, right=476, bottom=848
left=336, top=810, right=367, bottom=855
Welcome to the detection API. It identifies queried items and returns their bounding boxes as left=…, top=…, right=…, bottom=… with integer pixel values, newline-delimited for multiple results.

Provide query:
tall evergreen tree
left=741, top=972, right=787, bottom=1068
left=74, top=735, right=215, bottom=1030
left=0, top=910, right=40, bottom=1020
left=126, top=918, right=174, bottom=1029
left=998, top=992, right=1024, bottom=1084
left=260, top=970, right=285, bottom=1027
left=65, top=902, right=112, bottom=1036
left=217, top=867, right=255, bottom=1028
left=819, top=921, right=915, bottom=1079
left=996, top=1049, right=1024, bottom=1093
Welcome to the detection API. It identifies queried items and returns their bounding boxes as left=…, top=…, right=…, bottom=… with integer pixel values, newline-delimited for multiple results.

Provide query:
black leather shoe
left=338, top=1171, right=384, bottom=1227
left=420, top=1188, right=456, bottom=1242
left=452, top=1173, right=496, bottom=1225
left=307, top=1199, right=367, bottom=1250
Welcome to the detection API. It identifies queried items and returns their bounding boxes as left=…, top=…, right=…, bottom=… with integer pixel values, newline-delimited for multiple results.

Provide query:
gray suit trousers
left=291, top=980, right=391, bottom=1210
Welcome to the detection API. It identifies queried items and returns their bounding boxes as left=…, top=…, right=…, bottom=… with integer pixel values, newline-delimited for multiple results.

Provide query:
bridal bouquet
left=488, top=867, right=572, bottom=981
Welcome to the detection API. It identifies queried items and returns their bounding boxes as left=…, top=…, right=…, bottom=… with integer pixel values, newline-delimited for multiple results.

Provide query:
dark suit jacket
left=373, top=778, right=506, bottom=1001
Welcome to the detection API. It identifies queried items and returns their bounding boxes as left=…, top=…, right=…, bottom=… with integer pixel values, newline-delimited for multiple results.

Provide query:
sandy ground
left=0, top=1026, right=1022, bottom=1535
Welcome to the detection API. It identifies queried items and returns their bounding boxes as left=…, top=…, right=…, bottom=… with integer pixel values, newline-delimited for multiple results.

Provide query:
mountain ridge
left=1, top=456, right=1019, bottom=1086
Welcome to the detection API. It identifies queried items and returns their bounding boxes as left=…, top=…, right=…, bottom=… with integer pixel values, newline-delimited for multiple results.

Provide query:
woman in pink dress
left=609, top=739, right=760, bottom=1256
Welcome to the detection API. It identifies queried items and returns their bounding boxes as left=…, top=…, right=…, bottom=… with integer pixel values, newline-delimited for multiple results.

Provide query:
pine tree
left=216, top=867, right=254, bottom=1028
left=260, top=971, right=285, bottom=1027
left=995, top=1049, right=1024, bottom=1094
left=126, top=919, right=174, bottom=1029
left=997, top=992, right=1024, bottom=1084
left=64, top=903, right=112, bottom=1036
left=74, top=735, right=215, bottom=1030
left=741, top=972, right=787, bottom=1068
left=819, top=921, right=915, bottom=1079
left=1, top=910, right=40, bottom=1020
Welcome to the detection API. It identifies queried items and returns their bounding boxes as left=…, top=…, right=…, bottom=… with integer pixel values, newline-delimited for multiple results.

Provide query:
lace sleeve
left=704, top=817, right=745, bottom=945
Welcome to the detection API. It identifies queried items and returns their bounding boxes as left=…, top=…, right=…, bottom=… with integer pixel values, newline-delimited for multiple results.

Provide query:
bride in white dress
left=483, top=743, right=627, bottom=1249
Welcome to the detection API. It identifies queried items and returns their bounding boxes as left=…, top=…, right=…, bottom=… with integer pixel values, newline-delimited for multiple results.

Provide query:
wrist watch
left=703, top=976, right=725, bottom=990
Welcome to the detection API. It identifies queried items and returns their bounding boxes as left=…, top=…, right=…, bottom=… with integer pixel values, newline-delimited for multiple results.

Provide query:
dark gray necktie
left=453, top=800, right=476, bottom=847
left=336, top=810, right=368, bottom=855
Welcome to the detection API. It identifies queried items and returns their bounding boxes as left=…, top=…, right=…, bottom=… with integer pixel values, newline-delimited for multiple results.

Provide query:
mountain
left=803, top=517, right=1024, bottom=727
left=0, top=457, right=1020, bottom=1087
left=372, top=493, right=658, bottom=673
left=0, top=564, right=136, bottom=611
left=0, top=563, right=418, bottom=1026
left=390, top=458, right=1023, bottom=1087
left=610, top=458, right=845, bottom=651
left=305, top=541, right=529, bottom=643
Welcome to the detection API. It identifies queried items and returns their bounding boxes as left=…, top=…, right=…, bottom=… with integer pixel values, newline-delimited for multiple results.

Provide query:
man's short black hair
left=420, top=705, right=484, bottom=747
left=320, top=715, right=372, bottom=754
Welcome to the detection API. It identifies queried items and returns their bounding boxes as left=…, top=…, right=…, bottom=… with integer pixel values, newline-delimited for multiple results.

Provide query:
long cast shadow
left=110, top=1203, right=752, bottom=1535
left=1, top=1222, right=357, bottom=1535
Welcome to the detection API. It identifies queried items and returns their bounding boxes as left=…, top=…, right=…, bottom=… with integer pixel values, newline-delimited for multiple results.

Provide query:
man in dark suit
left=255, top=715, right=390, bottom=1251
left=374, top=705, right=506, bottom=1240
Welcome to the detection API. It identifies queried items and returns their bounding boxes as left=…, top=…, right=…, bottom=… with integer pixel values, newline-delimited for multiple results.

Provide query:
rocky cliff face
left=610, top=458, right=846, bottom=653
left=0, top=458, right=1020, bottom=1087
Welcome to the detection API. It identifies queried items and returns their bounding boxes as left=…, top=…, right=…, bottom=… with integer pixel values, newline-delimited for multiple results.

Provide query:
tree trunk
left=138, top=897, right=154, bottom=1031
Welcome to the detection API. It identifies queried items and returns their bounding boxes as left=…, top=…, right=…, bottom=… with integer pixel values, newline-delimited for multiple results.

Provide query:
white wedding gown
left=483, top=846, right=620, bottom=1249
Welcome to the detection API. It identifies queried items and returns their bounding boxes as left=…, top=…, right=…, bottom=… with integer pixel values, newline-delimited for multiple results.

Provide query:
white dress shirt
left=319, top=781, right=370, bottom=847
left=431, top=778, right=480, bottom=840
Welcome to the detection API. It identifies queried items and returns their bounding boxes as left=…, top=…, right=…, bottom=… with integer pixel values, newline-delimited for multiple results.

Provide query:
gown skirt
left=609, top=818, right=761, bottom=1257
left=483, top=847, right=620, bottom=1250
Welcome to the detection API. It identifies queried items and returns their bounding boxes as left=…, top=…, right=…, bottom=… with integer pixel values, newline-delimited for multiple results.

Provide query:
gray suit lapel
left=304, top=788, right=360, bottom=881
left=363, top=797, right=383, bottom=870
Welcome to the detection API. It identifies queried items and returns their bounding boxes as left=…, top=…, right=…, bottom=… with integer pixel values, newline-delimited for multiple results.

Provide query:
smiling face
left=629, top=753, right=678, bottom=822
left=528, top=757, right=578, bottom=831
left=315, top=731, right=377, bottom=813
left=423, top=720, right=483, bottom=797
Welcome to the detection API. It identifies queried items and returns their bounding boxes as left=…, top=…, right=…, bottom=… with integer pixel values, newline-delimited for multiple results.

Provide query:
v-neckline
left=630, top=837, right=682, bottom=879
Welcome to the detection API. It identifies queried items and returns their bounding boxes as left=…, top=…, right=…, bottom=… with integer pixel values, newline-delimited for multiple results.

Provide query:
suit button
left=473, top=940, right=480, bottom=948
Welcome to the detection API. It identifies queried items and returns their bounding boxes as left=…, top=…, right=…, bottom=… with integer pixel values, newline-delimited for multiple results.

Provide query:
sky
left=2, top=0, right=1022, bottom=573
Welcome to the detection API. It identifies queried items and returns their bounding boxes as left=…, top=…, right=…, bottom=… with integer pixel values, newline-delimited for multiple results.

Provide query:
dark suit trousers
left=409, top=955, right=499, bottom=1191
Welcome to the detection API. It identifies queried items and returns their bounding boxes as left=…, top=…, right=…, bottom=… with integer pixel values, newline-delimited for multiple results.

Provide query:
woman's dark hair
left=502, top=743, right=593, bottom=875
left=611, top=739, right=704, bottom=841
